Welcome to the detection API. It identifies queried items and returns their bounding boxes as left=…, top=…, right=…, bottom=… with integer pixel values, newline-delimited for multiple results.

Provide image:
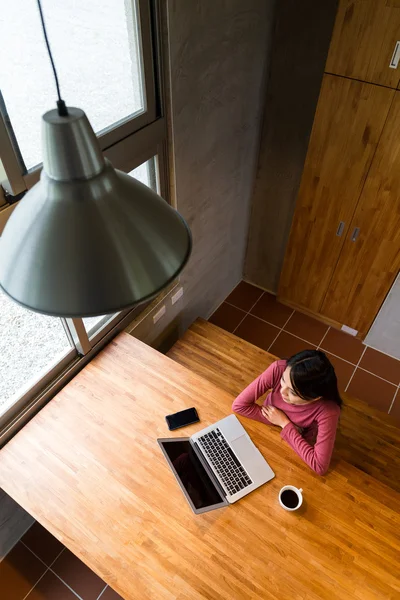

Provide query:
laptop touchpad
left=223, top=416, right=247, bottom=442
left=231, top=435, right=255, bottom=463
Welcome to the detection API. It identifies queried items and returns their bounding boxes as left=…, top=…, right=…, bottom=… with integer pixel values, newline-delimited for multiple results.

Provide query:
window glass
left=0, top=159, right=6, bottom=183
left=0, top=0, right=144, bottom=170
left=82, top=156, right=158, bottom=336
left=130, top=156, right=158, bottom=190
left=0, top=289, right=74, bottom=413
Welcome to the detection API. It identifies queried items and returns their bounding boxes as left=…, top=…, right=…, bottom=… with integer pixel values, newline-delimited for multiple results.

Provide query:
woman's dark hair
left=286, top=350, right=343, bottom=408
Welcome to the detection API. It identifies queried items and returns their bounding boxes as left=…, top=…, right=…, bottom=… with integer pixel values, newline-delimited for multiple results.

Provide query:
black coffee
left=281, top=489, right=299, bottom=509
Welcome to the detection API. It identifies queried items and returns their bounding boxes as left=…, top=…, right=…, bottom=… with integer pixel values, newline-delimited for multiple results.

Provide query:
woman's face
left=280, top=367, right=320, bottom=405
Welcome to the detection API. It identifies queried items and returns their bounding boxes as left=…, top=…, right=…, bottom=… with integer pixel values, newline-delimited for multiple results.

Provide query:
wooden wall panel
left=322, top=92, right=400, bottom=335
left=279, top=75, right=394, bottom=312
left=326, top=0, right=400, bottom=88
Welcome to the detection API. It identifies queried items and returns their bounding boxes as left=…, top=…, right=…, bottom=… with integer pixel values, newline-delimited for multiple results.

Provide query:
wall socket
left=341, top=324, right=358, bottom=337
left=171, top=287, right=184, bottom=305
left=153, top=305, right=166, bottom=324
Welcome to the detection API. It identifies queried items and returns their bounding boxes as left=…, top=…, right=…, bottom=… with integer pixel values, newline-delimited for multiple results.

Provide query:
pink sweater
left=232, top=360, right=340, bottom=475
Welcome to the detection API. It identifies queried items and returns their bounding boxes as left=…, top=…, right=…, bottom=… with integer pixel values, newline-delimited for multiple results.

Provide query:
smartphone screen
left=166, top=407, right=199, bottom=430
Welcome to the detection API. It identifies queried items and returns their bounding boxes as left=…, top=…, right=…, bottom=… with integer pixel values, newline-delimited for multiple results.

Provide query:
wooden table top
left=0, top=333, right=399, bottom=600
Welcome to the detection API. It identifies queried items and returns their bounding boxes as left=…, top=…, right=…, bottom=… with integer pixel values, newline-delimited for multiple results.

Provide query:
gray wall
left=0, top=491, right=33, bottom=560
left=167, top=0, right=275, bottom=326
left=365, top=273, right=400, bottom=361
left=244, top=0, right=338, bottom=292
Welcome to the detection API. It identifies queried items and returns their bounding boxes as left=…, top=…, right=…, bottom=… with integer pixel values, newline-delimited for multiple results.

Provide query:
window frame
left=0, top=0, right=159, bottom=196
left=0, top=0, right=172, bottom=444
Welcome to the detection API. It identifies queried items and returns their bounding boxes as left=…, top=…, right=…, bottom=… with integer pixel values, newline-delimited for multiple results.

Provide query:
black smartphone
left=165, top=407, right=200, bottom=431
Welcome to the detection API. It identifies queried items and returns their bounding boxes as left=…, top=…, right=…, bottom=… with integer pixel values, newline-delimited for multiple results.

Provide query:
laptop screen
left=159, top=440, right=224, bottom=509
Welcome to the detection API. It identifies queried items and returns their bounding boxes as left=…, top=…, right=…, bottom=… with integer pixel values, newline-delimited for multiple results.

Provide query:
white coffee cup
left=278, top=485, right=303, bottom=511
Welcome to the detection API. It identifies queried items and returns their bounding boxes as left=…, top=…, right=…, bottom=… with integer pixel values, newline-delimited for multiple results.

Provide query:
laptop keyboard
left=197, top=429, right=253, bottom=495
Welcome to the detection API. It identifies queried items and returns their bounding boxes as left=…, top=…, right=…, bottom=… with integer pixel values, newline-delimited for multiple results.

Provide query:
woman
left=232, top=350, right=342, bottom=475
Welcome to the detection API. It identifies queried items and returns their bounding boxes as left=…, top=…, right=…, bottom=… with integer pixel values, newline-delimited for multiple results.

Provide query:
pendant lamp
left=0, top=1, right=191, bottom=318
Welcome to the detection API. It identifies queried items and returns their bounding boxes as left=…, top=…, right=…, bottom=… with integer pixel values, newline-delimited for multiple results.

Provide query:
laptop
left=158, top=414, right=275, bottom=514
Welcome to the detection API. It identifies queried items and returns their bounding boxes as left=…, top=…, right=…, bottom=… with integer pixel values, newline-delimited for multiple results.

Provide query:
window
left=0, top=289, right=76, bottom=416
left=81, top=156, right=159, bottom=338
left=0, top=0, right=169, bottom=442
left=1, top=0, right=151, bottom=171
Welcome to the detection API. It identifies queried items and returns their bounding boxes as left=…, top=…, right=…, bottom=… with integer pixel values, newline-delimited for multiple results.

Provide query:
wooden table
left=0, top=333, right=399, bottom=599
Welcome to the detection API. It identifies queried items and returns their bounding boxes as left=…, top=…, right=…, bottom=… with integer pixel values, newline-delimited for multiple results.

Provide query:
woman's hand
left=261, top=405, right=291, bottom=429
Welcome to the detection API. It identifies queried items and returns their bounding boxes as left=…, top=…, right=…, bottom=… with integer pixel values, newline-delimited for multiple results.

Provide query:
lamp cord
left=36, top=0, right=68, bottom=117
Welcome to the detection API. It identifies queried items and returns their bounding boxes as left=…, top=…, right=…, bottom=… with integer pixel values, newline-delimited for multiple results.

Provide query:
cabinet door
left=321, top=92, right=400, bottom=336
left=326, top=0, right=400, bottom=88
left=278, top=75, right=393, bottom=312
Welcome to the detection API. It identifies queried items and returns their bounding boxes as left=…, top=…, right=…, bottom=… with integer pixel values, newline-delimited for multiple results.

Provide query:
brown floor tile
left=324, top=352, right=354, bottom=393
left=25, top=571, right=77, bottom=600
left=22, top=522, right=64, bottom=567
left=285, top=312, right=328, bottom=346
left=225, top=281, right=263, bottom=311
left=347, top=369, right=397, bottom=412
left=235, top=315, right=279, bottom=352
left=0, top=542, right=46, bottom=600
left=320, top=328, right=364, bottom=364
left=269, top=331, right=316, bottom=359
left=52, top=549, right=105, bottom=600
left=208, top=302, right=245, bottom=333
left=389, top=390, right=400, bottom=424
left=101, top=586, right=124, bottom=600
left=250, top=293, right=293, bottom=328
left=359, top=347, right=400, bottom=385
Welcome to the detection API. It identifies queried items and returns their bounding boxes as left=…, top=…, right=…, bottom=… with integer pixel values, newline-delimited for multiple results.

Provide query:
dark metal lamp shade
left=0, top=108, right=192, bottom=317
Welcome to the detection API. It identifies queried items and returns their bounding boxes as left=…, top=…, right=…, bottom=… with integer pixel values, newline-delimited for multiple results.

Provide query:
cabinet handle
left=336, top=221, right=345, bottom=237
left=351, top=227, right=360, bottom=242
left=389, top=41, right=400, bottom=69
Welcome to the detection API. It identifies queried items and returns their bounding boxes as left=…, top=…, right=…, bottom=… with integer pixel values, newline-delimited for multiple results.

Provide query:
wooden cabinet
left=321, top=92, right=400, bottom=334
left=278, top=75, right=394, bottom=314
left=326, top=0, right=400, bottom=88
left=278, top=1, right=400, bottom=337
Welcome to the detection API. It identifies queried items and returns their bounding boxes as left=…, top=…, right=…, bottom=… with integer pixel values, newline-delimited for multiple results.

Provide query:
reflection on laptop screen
left=160, top=440, right=223, bottom=509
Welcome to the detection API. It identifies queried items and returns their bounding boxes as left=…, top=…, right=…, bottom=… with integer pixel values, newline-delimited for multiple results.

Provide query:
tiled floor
left=209, top=281, right=400, bottom=418
left=0, top=522, right=122, bottom=600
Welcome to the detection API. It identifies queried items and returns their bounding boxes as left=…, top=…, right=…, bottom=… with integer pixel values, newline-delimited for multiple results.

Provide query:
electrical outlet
left=341, top=324, right=358, bottom=336
left=171, top=287, right=184, bottom=305
left=153, top=305, right=166, bottom=324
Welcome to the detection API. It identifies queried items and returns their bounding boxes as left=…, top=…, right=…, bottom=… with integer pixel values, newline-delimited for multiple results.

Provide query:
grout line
left=20, top=542, right=84, bottom=600
left=243, top=311, right=281, bottom=330
left=223, top=300, right=248, bottom=313
left=278, top=329, right=326, bottom=348
left=345, top=346, right=367, bottom=393
left=267, top=310, right=295, bottom=353
left=317, top=348, right=357, bottom=366
left=317, top=327, right=330, bottom=350
left=267, top=329, right=282, bottom=353
left=388, top=386, right=399, bottom=415
left=232, top=294, right=264, bottom=335
left=316, top=346, right=399, bottom=386
left=49, top=546, right=65, bottom=568
left=357, top=366, right=399, bottom=386
left=362, top=341, right=400, bottom=364
left=21, top=568, right=49, bottom=600
left=282, top=310, right=295, bottom=330
left=48, top=569, right=85, bottom=600
left=96, top=584, right=109, bottom=600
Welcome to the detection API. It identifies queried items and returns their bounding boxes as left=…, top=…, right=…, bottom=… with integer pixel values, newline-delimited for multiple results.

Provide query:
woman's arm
left=280, top=408, right=340, bottom=475
left=232, top=362, right=282, bottom=425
